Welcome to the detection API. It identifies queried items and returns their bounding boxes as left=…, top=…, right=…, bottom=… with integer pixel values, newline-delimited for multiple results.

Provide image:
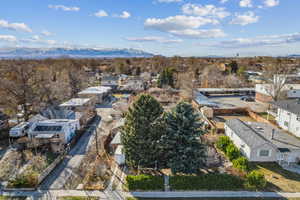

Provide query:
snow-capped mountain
left=0, top=47, right=155, bottom=58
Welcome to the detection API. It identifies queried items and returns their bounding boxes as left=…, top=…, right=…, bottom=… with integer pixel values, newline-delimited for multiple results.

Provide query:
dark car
left=240, top=96, right=254, bottom=102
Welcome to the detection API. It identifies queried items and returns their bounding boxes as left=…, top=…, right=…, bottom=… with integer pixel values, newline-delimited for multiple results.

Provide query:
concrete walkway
left=125, top=191, right=300, bottom=199
left=2, top=190, right=300, bottom=199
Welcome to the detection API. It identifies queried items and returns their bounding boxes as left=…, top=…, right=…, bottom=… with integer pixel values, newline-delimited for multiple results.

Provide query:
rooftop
left=78, top=86, right=111, bottom=95
left=273, top=99, right=300, bottom=115
left=60, top=98, right=91, bottom=107
left=111, top=131, right=121, bottom=145
left=226, top=119, right=300, bottom=150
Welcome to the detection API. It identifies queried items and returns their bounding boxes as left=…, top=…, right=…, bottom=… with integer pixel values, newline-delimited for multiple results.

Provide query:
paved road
left=39, top=116, right=101, bottom=189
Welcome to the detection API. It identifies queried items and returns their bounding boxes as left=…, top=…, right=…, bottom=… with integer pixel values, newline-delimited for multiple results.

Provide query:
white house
left=273, top=99, right=300, bottom=137
left=225, top=119, right=300, bottom=164
left=28, top=119, right=80, bottom=152
left=78, top=86, right=111, bottom=104
left=255, top=84, right=300, bottom=103
left=60, top=98, right=95, bottom=126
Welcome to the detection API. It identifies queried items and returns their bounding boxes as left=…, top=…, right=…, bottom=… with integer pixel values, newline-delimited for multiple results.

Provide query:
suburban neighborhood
left=1, top=0, right=300, bottom=199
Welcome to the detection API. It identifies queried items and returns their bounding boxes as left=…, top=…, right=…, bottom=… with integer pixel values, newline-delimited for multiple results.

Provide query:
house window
left=297, top=115, right=300, bottom=121
left=284, top=121, right=289, bottom=127
left=259, top=149, right=270, bottom=157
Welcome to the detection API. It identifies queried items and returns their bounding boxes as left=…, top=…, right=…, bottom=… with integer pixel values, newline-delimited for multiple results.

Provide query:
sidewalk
left=2, top=189, right=300, bottom=199
left=123, top=191, right=300, bottom=199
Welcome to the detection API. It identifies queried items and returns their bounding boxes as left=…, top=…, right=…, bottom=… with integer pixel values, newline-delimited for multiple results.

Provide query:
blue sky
left=0, top=0, right=299, bottom=56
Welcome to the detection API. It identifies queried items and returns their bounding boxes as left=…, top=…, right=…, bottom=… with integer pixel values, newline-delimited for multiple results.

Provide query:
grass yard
left=250, top=163, right=300, bottom=192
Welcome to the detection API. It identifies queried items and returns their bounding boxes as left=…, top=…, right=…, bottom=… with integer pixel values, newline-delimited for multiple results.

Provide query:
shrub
left=226, top=143, right=240, bottom=161
left=233, top=157, right=249, bottom=172
left=216, top=136, right=232, bottom=152
left=170, top=174, right=245, bottom=190
left=246, top=170, right=267, bottom=189
left=8, top=170, right=39, bottom=188
left=126, top=175, right=164, bottom=191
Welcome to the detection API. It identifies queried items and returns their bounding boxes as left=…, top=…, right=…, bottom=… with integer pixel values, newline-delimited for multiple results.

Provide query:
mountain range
left=0, top=48, right=155, bottom=59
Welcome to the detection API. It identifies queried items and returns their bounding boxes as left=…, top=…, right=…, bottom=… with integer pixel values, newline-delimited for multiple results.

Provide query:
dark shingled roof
left=273, top=99, right=300, bottom=115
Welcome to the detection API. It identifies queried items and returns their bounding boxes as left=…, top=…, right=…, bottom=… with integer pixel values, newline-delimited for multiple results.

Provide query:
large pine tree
left=121, top=94, right=164, bottom=168
left=160, top=102, right=205, bottom=174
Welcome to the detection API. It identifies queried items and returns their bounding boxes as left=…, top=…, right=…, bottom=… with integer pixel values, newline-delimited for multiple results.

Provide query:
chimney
left=271, top=129, right=275, bottom=140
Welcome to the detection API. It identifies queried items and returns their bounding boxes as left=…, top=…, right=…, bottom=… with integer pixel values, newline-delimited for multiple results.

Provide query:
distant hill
left=0, top=47, right=155, bottom=59
left=288, top=54, right=300, bottom=58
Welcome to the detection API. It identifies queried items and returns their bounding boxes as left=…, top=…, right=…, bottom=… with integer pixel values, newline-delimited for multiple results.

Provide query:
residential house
left=60, top=98, right=95, bottom=126
left=28, top=119, right=80, bottom=152
left=78, top=86, right=111, bottom=105
left=273, top=99, right=300, bottom=137
left=225, top=119, right=300, bottom=164
left=255, top=84, right=300, bottom=103
left=119, top=77, right=145, bottom=92
left=101, top=75, right=119, bottom=90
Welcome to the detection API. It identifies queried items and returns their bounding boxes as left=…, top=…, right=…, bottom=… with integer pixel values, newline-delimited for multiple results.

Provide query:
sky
left=0, top=0, right=299, bottom=57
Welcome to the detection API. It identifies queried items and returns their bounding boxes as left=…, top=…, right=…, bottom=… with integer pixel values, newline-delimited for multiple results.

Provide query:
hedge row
left=126, top=175, right=164, bottom=191
left=170, top=174, right=244, bottom=191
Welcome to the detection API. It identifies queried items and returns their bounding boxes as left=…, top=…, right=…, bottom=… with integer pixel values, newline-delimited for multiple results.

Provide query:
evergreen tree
left=157, top=67, right=174, bottom=88
left=121, top=94, right=164, bottom=168
left=160, top=102, right=205, bottom=174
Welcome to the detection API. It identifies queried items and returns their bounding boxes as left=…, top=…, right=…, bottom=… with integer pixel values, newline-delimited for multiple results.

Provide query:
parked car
left=9, top=122, right=30, bottom=138
left=240, top=96, right=254, bottom=102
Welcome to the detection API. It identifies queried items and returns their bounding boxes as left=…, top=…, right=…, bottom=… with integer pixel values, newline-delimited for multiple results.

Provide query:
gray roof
left=273, top=99, right=300, bottom=115
left=193, top=92, right=219, bottom=107
left=226, top=119, right=300, bottom=150
left=226, top=119, right=268, bottom=148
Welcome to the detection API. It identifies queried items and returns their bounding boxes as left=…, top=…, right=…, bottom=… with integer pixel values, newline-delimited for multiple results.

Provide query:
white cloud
left=94, top=10, right=108, bottom=18
left=21, top=35, right=57, bottom=45
left=239, top=0, right=252, bottom=7
left=182, top=4, right=230, bottom=19
left=217, top=32, right=300, bottom=48
left=0, top=35, right=17, bottom=42
left=41, top=30, right=53, bottom=36
left=48, top=5, right=80, bottom=12
left=126, top=36, right=182, bottom=43
left=157, top=0, right=182, bottom=2
left=220, top=0, right=229, bottom=3
left=263, top=0, right=279, bottom=7
left=145, top=15, right=218, bottom=32
left=119, top=11, right=131, bottom=19
left=170, top=29, right=226, bottom=38
left=231, top=11, right=259, bottom=26
left=0, top=19, right=32, bottom=32
left=144, top=15, right=224, bottom=39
